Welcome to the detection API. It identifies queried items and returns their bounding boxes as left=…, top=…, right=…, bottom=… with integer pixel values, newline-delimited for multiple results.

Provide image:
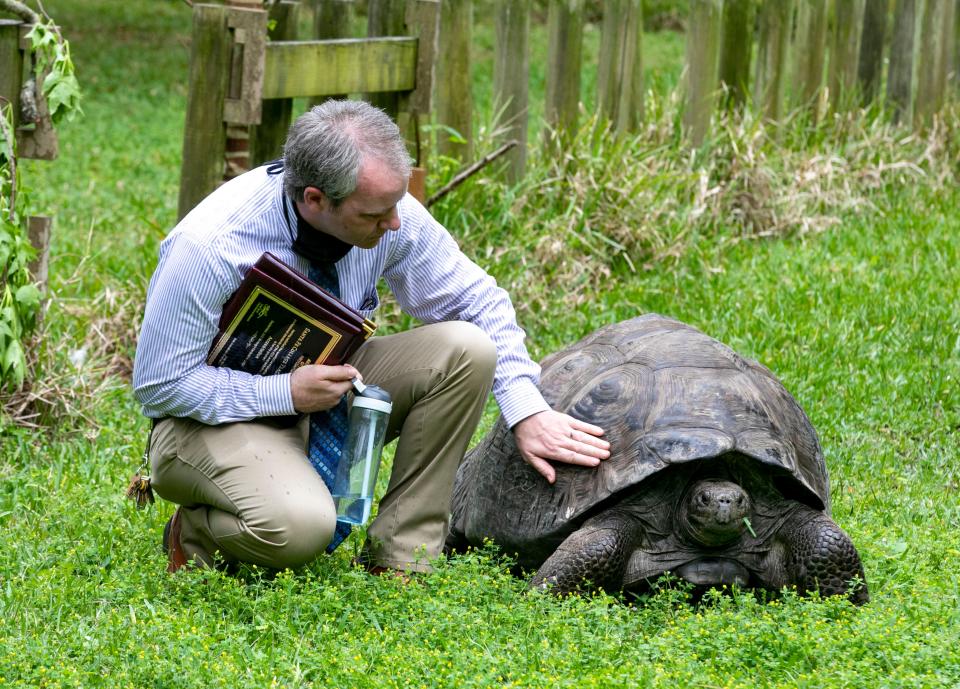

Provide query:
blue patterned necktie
left=305, top=261, right=353, bottom=552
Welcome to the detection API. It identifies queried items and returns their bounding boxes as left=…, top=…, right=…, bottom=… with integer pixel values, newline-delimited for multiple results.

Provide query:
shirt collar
left=290, top=201, right=352, bottom=265
left=270, top=159, right=352, bottom=265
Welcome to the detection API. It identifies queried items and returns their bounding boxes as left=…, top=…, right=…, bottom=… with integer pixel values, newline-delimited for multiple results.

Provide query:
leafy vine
left=0, top=6, right=81, bottom=390
left=0, top=104, right=40, bottom=389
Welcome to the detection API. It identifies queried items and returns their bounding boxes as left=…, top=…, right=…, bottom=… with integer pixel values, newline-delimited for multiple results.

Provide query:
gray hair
left=282, top=100, right=412, bottom=205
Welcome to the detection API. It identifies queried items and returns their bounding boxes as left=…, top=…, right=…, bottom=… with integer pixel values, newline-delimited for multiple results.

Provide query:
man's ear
left=302, top=186, right=328, bottom=213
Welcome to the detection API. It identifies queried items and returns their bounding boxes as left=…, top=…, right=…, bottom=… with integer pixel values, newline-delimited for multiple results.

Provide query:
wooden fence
left=0, top=18, right=57, bottom=293
left=180, top=0, right=960, bottom=194
left=177, top=0, right=438, bottom=218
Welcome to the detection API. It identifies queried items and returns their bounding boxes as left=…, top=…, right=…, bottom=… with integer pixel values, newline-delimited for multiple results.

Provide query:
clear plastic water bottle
left=331, top=384, right=392, bottom=526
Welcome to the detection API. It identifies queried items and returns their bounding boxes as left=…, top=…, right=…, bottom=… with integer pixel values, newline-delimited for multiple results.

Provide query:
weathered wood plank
left=403, top=0, right=439, bottom=117
left=0, top=20, right=24, bottom=125
left=916, top=0, right=956, bottom=125
left=312, top=0, right=353, bottom=40
left=954, top=0, right=960, bottom=89
left=754, top=0, right=793, bottom=122
left=858, top=0, right=887, bottom=105
left=828, top=0, right=866, bottom=111
left=887, top=0, right=916, bottom=124
left=178, top=4, right=233, bottom=220
left=263, top=38, right=417, bottom=99
left=397, top=0, right=439, bottom=168
left=308, top=0, right=354, bottom=105
left=437, top=0, right=473, bottom=160
left=791, top=0, right=829, bottom=111
left=223, top=6, right=267, bottom=125
left=15, top=23, right=58, bottom=160
left=545, top=0, right=584, bottom=143
left=598, top=0, right=644, bottom=133
left=718, top=0, right=753, bottom=109
left=251, top=1, right=298, bottom=167
left=939, top=0, right=957, bottom=95
left=1, top=21, right=57, bottom=160
left=684, top=0, right=721, bottom=145
left=366, top=0, right=406, bottom=119
left=493, top=0, right=529, bottom=182
left=916, top=0, right=947, bottom=125
left=26, top=216, right=50, bottom=295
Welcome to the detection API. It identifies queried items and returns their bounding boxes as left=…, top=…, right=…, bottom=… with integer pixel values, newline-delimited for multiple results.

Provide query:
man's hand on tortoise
left=291, top=364, right=361, bottom=413
left=512, top=409, right=610, bottom=484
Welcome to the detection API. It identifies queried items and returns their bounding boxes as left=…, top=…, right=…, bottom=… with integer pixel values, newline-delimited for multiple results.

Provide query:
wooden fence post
left=312, top=0, right=354, bottom=41
left=436, top=0, right=473, bottom=161
left=223, top=2, right=267, bottom=180
left=953, top=0, right=960, bottom=89
left=940, top=0, right=957, bottom=95
left=367, top=0, right=407, bottom=120
left=858, top=0, right=887, bottom=105
left=942, top=0, right=960, bottom=92
left=250, top=0, right=299, bottom=167
left=544, top=0, right=584, bottom=147
left=683, top=0, right=721, bottom=146
left=0, top=20, right=24, bottom=125
left=1, top=20, right=57, bottom=160
left=26, top=216, right=51, bottom=294
left=916, top=0, right=951, bottom=126
left=906, top=0, right=959, bottom=124
left=791, top=0, right=829, bottom=111
left=718, top=0, right=754, bottom=109
left=309, top=0, right=354, bottom=105
left=597, top=0, right=644, bottom=134
left=493, top=0, right=529, bottom=182
left=828, top=0, right=866, bottom=111
left=887, top=0, right=916, bottom=124
left=954, top=0, right=960, bottom=89
left=754, top=0, right=792, bottom=122
left=2, top=24, right=52, bottom=299
left=178, top=4, right=233, bottom=220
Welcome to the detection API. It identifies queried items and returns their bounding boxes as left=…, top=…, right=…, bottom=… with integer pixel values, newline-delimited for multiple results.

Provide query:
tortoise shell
left=450, top=314, right=829, bottom=558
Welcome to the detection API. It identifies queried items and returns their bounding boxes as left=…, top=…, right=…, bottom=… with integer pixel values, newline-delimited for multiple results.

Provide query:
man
left=133, top=100, right=609, bottom=575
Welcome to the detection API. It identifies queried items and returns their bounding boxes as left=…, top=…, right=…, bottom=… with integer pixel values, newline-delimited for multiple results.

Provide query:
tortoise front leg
left=782, top=507, right=869, bottom=605
left=530, top=510, right=643, bottom=595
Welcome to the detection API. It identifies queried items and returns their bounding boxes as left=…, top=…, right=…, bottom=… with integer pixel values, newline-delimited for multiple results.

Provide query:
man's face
left=305, top=159, right=408, bottom=249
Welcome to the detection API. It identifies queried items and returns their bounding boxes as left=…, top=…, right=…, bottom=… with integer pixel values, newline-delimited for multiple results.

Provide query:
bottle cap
left=352, top=396, right=392, bottom=414
left=352, top=383, right=392, bottom=413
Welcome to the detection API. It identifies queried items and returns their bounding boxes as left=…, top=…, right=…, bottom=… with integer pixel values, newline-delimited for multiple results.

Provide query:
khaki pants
left=149, top=321, right=496, bottom=572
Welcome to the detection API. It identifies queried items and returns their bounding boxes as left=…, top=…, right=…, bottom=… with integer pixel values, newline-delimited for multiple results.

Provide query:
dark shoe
left=162, top=508, right=189, bottom=573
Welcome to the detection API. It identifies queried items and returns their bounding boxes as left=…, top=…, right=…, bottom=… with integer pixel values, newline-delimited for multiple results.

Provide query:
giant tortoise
left=447, top=314, right=868, bottom=604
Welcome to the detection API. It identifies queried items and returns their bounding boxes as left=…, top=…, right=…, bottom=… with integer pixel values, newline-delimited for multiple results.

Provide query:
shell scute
left=642, top=428, right=736, bottom=463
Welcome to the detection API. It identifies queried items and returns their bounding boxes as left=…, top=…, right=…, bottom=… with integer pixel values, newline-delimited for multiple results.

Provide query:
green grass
left=2, top=1, right=960, bottom=687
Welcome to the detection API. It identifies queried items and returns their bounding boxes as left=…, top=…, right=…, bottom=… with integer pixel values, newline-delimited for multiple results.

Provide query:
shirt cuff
left=256, top=373, right=297, bottom=416
left=497, top=381, right=552, bottom=429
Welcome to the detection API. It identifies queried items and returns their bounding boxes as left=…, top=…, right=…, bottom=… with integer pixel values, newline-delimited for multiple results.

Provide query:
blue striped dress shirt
left=132, top=165, right=550, bottom=429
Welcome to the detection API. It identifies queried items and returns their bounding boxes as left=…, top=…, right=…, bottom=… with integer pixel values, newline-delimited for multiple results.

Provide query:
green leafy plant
left=0, top=10, right=81, bottom=391
left=0, top=104, right=41, bottom=389
left=24, top=18, right=82, bottom=124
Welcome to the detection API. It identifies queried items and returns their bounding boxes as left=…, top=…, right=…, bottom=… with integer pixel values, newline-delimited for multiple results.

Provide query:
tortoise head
left=679, top=479, right=752, bottom=547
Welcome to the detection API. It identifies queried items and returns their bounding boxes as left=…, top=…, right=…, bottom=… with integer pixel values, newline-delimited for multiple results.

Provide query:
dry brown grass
left=2, top=283, right=140, bottom=431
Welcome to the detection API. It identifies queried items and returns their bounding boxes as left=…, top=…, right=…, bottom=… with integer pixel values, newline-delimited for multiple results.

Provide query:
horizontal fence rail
left=263, top=37, right=417, bottom=98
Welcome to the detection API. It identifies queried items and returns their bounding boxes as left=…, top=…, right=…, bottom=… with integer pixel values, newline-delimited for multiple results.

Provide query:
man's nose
left=381, top=208, right=401, bottom=231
